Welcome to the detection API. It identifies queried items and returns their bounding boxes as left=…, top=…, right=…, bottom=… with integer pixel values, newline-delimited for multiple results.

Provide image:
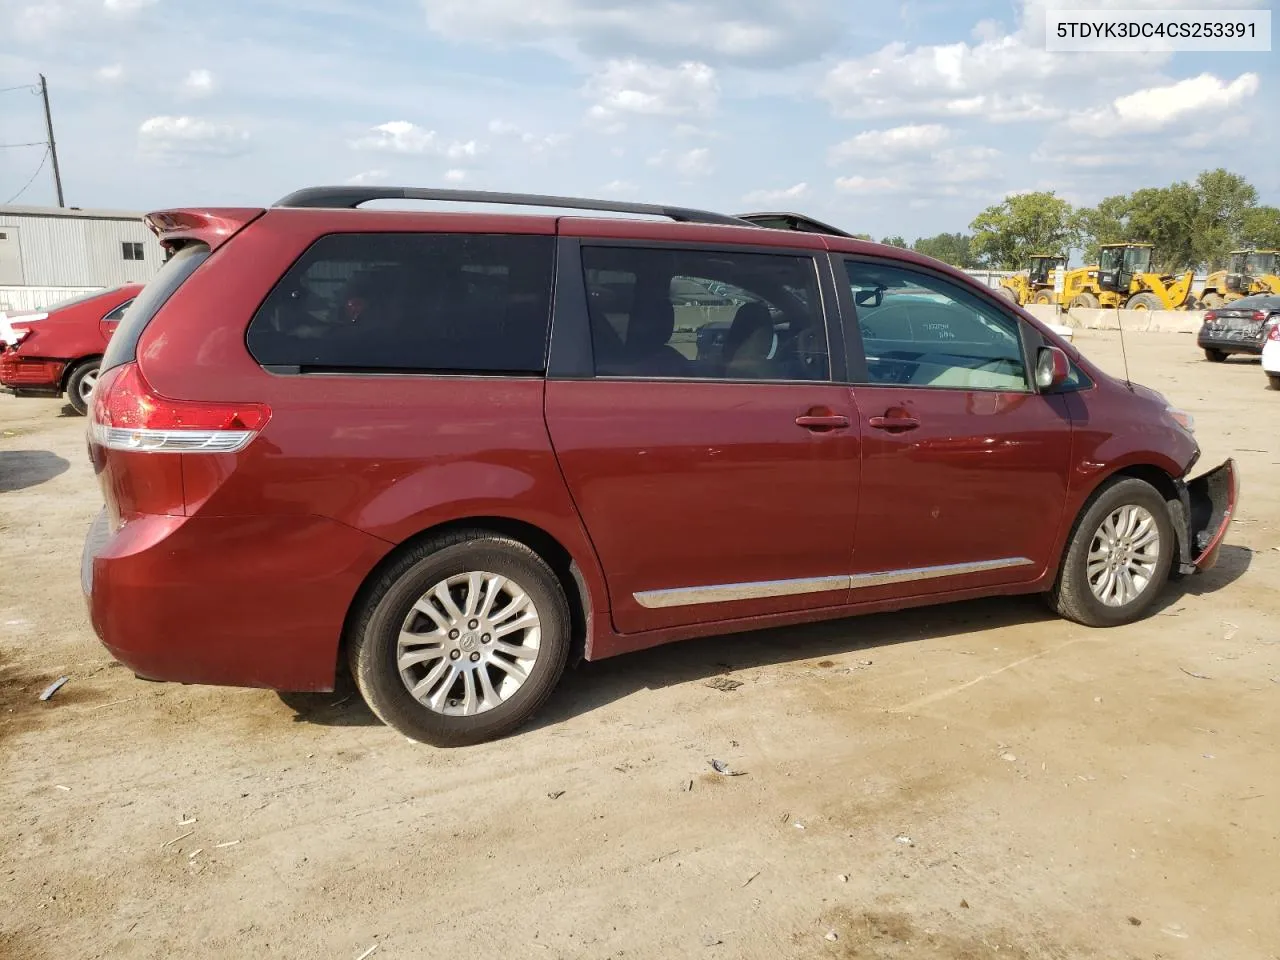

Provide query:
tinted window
left=845, top=260, right=1029, bottom=391
left=247, top=233, right=555, bottom=374
left=103, top=299, right=134, bottom=322
left=102, top=244, right=210, bottom=373
left=581, top=246, right=828, bottom=381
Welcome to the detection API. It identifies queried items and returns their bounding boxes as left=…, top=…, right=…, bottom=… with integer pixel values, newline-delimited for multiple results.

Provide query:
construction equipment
left=1198, top=249, right=1280, bottom=308
left=1061, top=243, right=1197, bottom=310
left=998, top=255, right=1066, bottom=306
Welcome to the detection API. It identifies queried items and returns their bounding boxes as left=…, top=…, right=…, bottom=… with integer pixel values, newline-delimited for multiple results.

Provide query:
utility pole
left=38, top=74, right=65, bottom=208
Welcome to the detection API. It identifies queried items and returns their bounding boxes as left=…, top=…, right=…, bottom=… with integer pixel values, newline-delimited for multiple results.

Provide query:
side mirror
left=1036, top=345, right=1071, bottom=391
left=854, top=286, right=884, bottom=309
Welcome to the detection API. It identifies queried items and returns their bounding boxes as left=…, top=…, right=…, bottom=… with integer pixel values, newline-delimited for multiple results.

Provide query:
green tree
left=1241, top=206, right=1280, bottom=250
left=912, top=232, right=976, bottom=268
left=969, top=192, right=1076, bottom=270
left=851, top=232, right=874, bottom=241
left=1126, top=182, right=1200, bottom=272
left=1075, top=193, right=1131, bottom=263
left=880, top=235, right=908, bottom=248
left=1194, top=168, right=1258, bottom=268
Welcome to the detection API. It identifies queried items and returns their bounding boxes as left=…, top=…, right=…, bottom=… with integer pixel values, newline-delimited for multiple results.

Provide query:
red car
left=82, top=187, right=1238, bottom=747
left=1, top=284, right=142, bottom=414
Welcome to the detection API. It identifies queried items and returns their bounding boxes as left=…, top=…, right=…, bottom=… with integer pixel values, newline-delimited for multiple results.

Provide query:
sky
left=1, top=0, right=1276, bottom=240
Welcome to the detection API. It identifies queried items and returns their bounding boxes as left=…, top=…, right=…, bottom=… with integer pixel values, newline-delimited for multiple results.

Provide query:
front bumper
left=1170, top=459, right=1239, bottom=574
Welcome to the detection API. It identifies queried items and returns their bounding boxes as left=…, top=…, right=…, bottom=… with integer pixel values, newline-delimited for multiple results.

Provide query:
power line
left=4, top=147, right=50, bottom=204
left=0, top=142, right=47, bottom=149
left=0, top=83, right=39, bottom=94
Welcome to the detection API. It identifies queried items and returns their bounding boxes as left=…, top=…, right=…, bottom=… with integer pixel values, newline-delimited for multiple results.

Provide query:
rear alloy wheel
left=1070, top=292, right=1100, bottom=310
left=65, top=359, right=101, bottom=416
left=1126, top=292, right=1161, bottom=311
left=348, top=531, right=570, bottom=746
left=1048, top=477, right=1174, bottom=627
left=1204, top=348, right=1227, bottom=363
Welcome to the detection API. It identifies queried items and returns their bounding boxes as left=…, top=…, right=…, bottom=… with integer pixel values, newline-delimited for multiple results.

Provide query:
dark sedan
left=1198, top=294, right=1280, bottom=362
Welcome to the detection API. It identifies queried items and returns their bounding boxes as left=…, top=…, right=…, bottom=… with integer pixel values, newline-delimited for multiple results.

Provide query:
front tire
left=1126, top=292, right=1161, bottom=311
left=1048, top=478, right=1175, bottom=627
left=65, top=359, right=100, bottom=416
left=1070, top=292, right=1100, bottom=310
left=348, top=531, right=571, bottom=746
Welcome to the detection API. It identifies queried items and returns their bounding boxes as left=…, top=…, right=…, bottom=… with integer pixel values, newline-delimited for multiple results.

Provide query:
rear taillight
left=89, top=362, right=269, bottom=454
left=1268, top=323, right=1280, bottom=342
left=1253, top=310, right=1267, bottom=322
left=1204, top=311, right=1217, bottom=323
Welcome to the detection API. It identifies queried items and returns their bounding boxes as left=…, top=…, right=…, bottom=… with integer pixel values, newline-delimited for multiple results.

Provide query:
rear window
left=101, top=243, right=210, bottom=373
left=246, top=233, right=556, bottom=374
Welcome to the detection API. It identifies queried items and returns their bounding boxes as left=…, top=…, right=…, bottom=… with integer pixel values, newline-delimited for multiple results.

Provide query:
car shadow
left=57, top=404, right=83, bottom=419
left=283, top=542, right=1255, bottom=735
left=0, top=450, right=70, bottom=493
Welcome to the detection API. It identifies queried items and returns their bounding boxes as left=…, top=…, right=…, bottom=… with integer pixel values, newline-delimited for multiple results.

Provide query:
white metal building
left=0, top=204, right=164, bottom=311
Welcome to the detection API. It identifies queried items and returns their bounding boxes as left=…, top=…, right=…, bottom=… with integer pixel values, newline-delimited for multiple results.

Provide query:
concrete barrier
left=1024, top=304, right=1204, bottom=336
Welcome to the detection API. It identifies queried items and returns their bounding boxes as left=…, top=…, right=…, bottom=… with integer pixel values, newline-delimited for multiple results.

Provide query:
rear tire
left=1070, top=292, right=1100, bottom=310
left=1048, top=477, right=1175, bottom=628
left=1126, top=292, right=1161, bottom=311
left=347, top=530, right=571, bottom=747
left=1204, top=348, right=1227, bottom=363
left=1032, top=292, right=1052, bottom=305
left=997, top=287, right=1017, bottom=304
left=65, top=359, right=100, bottom=416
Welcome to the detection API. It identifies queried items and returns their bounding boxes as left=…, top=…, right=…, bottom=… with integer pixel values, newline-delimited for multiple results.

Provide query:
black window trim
left=834, top=253, right=1040, bottom=394
left=100, top=298, right=135, bottom=323
left=244, top=229, right=559, bottom=379
left=549, top=237, right=845, bottom=386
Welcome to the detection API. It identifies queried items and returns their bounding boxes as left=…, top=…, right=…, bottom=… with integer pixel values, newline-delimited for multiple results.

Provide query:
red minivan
left=82, top=188, right=1237, bottom=746
left=1, top=284, right=142, bottom=414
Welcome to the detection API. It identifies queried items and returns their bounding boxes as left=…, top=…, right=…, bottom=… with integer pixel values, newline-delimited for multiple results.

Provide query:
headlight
left=1168, top=406, right=1195, bottom=434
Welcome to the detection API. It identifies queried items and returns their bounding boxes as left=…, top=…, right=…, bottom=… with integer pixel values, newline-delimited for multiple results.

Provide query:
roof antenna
left=1116, top=307, right=1133, bottom=390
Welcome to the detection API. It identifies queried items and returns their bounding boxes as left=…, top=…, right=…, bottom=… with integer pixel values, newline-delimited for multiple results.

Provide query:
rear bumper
left=0, top=354, right=65, bottom=393
left=1197, top=333, right=1263, bottom=355
left=1171, top=459, right=1239, bottom=574
left=82, top=508, right=390, bottom=691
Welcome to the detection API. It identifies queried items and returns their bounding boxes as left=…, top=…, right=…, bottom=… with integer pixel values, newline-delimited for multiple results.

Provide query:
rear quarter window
left=246, top=233, right=556, bottom=375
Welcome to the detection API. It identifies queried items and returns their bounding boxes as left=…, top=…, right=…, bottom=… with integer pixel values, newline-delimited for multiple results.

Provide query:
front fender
left=1168, top=459, right=1239, bottom=574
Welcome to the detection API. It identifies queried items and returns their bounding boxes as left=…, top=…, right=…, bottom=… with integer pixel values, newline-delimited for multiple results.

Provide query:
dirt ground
left=2, top=330, right=1277, bottom=960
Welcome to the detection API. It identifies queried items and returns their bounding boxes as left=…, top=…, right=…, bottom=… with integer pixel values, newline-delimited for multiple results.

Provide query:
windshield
left=1123, top=247, right=1151, bottom=273
left=1245, top=253, right=1277, bottom=275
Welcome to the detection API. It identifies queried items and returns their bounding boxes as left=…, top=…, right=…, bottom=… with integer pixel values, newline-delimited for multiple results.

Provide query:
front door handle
left=869, top=414, right=921, bottom=431
left=795, top=414, right=850, bottom=431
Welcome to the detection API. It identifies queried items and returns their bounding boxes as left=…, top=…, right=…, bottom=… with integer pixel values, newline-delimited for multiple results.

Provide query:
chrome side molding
left=633, top=557, right=1035, bottom=609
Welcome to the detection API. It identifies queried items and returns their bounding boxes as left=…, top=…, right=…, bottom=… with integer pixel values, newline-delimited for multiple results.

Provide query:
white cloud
left=420, top=0, right=840, bottom=66
left=183, top=68, right=215, bottom=96
left=444, top=168, right=468, bottom=183
left=586, top=59, right=718, bottom=127
left=834, top=175, right=905, bottom=195
left=138, top=116, right=250, bottom=159
left=96, top=64, right=124, bottom=82
left=742, top=183, right=809, bottom=205
left=602, top=179, right=638, bottom=195
left=1066, top=73, right=1260, bottom=136
left=345, top=169, right=389, bottom=186
left=821, top=0, right=1165, bottom=123
left=648, top=146, right=714, bottom=178
left=829, top=124, right=950, bottom=163
left=487, top=119, right=567, bottom=154
left=350, top=121, right=483, bottom=160
left=104, top=0, right=158, bottom=10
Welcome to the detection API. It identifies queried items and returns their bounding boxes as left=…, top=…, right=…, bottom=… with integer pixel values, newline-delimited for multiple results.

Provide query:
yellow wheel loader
left=1198, top=250, right=1280, bottom=308
left=1060, top=243, right=1197, bottom=310
left=998, top=255, right=1066, bottom=306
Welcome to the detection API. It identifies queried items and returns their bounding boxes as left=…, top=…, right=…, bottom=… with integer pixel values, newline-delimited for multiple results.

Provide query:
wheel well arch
left=60, top=354, right=102, bottom=391
left=339, top=516, right=591, bottom=674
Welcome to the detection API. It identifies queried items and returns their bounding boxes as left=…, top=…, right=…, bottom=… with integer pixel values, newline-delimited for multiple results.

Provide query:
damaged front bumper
left=1169, top=459, right=1239, bottom=575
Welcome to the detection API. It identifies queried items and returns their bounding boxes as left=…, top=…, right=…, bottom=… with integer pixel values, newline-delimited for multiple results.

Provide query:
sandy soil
left=2, top=330, right=1278, bottom=960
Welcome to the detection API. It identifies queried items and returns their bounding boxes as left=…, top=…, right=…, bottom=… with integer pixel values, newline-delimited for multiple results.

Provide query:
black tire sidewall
left=66, top=359, right=99, bottom=416
left=351, top=537, right=570, bottom=746
left=1062, top=479, right=1175, bottom=626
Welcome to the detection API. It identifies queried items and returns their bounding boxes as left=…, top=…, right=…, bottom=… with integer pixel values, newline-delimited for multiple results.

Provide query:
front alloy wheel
left=1086, top=505, right=1161, bottom=607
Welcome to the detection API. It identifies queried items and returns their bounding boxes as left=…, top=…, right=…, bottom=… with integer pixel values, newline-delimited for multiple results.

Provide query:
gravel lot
left=2, top=330, right=1278, bottom=960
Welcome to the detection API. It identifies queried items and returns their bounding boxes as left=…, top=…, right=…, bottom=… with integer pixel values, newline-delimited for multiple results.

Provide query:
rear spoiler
left=144, top=208, right=266, bottom=254
left=735, top=211, right=856, bottom=238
